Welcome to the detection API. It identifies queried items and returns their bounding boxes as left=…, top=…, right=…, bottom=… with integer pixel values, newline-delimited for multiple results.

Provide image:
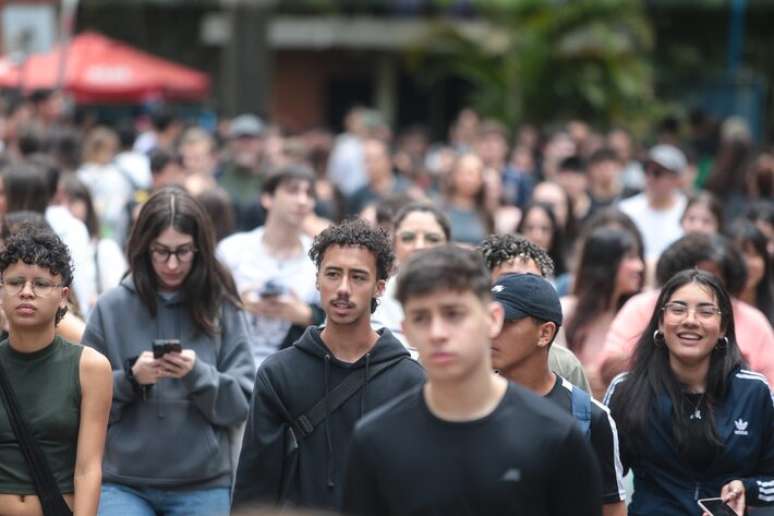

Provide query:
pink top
left=599, top=290, right=774, bottom=386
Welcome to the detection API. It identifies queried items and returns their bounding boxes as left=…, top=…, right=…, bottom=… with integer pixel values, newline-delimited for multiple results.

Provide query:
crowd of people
left=0, top=91, right=772, bottom=516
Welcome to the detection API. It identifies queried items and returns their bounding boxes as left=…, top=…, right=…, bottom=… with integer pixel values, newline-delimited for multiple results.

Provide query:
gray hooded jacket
left=82, top=276, right=256, bottom=489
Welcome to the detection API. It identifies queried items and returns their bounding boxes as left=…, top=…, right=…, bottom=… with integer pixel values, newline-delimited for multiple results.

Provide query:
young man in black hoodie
left=342, top=246, right=603, bottom=516
left=233, top=218, right=425, bottom=510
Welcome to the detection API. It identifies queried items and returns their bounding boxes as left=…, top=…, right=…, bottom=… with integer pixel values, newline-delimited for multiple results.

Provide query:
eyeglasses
left=662, top=302, right=722, bottom=321
left=150, top=245, right=197, bottom=264
left=1, top=277, right=64, bottom=297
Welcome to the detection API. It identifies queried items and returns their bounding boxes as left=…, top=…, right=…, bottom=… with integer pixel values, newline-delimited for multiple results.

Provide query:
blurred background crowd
left=0, top=0, right=771, bottom=392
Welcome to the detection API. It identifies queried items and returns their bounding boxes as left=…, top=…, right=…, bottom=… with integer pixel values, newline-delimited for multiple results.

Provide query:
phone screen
left=697, top=498, right=737, bottom=516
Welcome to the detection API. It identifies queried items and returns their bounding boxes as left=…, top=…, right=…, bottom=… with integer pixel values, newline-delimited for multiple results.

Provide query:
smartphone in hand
left=152, top=339, right=182, bottom=359
left=697, top=497, right=738, bottom=516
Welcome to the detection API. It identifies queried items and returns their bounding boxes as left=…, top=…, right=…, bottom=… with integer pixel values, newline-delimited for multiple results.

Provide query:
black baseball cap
left=491, top=273, right=562, bottom=325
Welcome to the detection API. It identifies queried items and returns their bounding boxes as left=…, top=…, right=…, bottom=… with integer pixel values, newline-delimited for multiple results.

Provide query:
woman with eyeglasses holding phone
left=82, top=187, right=255, bottom=516
left=604, top=269, right=774, bottom=516
left=0, top=227, right=112, bottom=516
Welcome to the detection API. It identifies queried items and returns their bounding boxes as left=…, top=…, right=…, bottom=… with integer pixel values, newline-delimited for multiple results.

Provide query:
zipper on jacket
left=694, top=481, right=700, bottom=499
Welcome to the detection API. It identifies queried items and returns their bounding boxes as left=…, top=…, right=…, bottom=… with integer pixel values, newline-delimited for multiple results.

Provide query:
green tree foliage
left=411, top=0, right=656, bottom=130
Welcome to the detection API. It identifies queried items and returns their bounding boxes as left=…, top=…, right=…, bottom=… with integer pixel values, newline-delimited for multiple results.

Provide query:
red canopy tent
left=0, top=32, right=210, bottom=103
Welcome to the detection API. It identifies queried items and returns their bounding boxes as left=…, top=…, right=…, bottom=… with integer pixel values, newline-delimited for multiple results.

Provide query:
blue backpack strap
left=570, top=382, right=592, bottom=439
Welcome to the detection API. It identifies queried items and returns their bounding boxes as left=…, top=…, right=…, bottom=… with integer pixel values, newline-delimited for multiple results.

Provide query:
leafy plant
left=410, top=0, right=656, bottom=131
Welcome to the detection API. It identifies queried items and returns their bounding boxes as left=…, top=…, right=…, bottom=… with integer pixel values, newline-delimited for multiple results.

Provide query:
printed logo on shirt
left=500, top=468, right=521, bottom=482
left=492, top=285, right=505, bottom=293
left=758, top=480, right=774, bottom=502
left=734, top=418, right=749, bottom=436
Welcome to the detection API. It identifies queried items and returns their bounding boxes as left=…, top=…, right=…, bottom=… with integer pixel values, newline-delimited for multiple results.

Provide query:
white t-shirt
left=77, top=163, right=134, bottom=242
left=92, top=238, right=128, bottom=296
left=216, top=227, right=319, bottom=366
left=618, top=192, right=686, bottom=260
left=370, top=276, right=417, bottom=359
left=45, top=205, right=97, bottom=317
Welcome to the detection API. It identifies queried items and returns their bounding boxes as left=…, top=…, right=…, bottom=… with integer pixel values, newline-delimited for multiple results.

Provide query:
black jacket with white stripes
left=605, top=367, right=774, bottom=515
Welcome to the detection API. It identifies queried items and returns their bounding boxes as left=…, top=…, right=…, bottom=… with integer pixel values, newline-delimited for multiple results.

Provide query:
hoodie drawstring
left=360, top=353, right=371, bottom=418
left=324, top=354, right=335, bottom=489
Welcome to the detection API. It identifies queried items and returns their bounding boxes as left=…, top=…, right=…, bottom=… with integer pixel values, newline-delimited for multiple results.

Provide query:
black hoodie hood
left=233, top=325, right=425, bottom=510
left=294, top=325, right=411, bottom=366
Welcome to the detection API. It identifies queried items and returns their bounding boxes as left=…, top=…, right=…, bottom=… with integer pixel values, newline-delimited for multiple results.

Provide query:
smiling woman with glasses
left=81, top=187, right=255, bottom=516
left=605, top=269, right=774, bottom=516
left=0, top=227, right=112, bottom=516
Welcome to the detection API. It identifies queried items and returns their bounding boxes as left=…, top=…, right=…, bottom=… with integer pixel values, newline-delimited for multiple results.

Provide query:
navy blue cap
left=491, top=273, right=562, bottom=325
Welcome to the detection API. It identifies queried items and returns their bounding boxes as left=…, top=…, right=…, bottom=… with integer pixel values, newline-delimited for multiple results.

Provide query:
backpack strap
left=570, top=381, right=592, bottom=439
left=292, top=357, right=407, bottom=440
left=0, top=357, right=73, bottom=516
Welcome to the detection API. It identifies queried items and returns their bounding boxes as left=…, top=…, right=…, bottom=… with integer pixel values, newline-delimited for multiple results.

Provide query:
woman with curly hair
left=0, top=227, right=112, bottom=515
left=82, top=187, right=255, bottom=515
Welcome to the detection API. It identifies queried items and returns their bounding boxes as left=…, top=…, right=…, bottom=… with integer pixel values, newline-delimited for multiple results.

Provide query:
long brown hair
left=126, top=187, right=240, bottom=335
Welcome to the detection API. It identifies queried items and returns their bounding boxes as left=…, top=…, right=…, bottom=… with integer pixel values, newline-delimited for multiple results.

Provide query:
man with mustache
left=233, top=219, right=425, bottom=511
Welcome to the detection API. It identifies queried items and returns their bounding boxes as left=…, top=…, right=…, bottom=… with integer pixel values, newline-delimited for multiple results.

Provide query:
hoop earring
left=652, top=330, right=664, bottom=346
left=715, top=336, right=729, bottom=350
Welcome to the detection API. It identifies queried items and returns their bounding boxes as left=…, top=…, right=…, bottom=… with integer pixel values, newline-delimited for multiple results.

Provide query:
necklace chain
left=686, top=392, right=705, bottom=420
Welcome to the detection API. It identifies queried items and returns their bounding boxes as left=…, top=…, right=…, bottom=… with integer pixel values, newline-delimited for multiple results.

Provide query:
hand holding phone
left=697, top=497, right=738, bottom=516
left=159, top=349, right=197, bottom=379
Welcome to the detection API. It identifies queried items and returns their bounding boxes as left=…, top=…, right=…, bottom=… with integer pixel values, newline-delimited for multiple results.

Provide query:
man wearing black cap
left=491, top=273, right=627, bottom=516
left=342, top=246, right=602, bottom=516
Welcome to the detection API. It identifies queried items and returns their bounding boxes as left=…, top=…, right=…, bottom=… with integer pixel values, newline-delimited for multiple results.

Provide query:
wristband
left=124, top=356, right=150, bottom=399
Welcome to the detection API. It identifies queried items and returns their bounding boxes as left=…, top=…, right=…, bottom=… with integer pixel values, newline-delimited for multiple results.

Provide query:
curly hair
left=478, top=233, right=555, bottom=277
left=0, top=227, right=74, bottom=324
left=309, top=218, right=395, bottom=281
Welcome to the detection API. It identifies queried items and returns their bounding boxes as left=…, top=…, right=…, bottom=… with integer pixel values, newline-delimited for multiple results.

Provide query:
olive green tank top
left=0, top=336, right=82, bottom=495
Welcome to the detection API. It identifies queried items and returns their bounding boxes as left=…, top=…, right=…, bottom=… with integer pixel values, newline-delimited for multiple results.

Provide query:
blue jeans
left=99, top=483, right=230, bottom=516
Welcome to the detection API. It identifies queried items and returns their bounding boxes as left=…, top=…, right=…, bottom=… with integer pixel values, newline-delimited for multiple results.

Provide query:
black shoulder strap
left=292, top=357, right=407, bottom=440
left=0, top=358, right=73, bottom=516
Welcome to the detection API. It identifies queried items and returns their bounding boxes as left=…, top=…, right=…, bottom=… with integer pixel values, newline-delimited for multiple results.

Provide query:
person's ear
left=260, top=192, right=272, bottom=212
left=537, top=322, right=557, bottom=348
left=60, top=286, right=70, bottom=310
left=488, top=301, right=504, bottom=339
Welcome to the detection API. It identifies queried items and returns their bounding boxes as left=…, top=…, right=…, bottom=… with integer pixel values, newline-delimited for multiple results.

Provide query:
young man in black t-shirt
left=491, top=272, right=627, bottom=516
left=342, top=246, right=602, bottom=516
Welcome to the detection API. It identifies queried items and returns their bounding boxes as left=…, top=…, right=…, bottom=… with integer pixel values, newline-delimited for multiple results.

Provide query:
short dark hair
left=478, top=233, right=555, bottom=277
left=3, top=162, right=50, bottom=213
left=587, top=147, right=622, bottom=167
left=309, top=218, right=394, bottom=282
left=557, top=155, right=586, bottom=174
left=262, top=164, right=316, bottom=197
left=0, top=227, right=73, bottom=324
left=396, top=245, right=491, bottom=305
left=149, top=149, right=178, bottom=175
